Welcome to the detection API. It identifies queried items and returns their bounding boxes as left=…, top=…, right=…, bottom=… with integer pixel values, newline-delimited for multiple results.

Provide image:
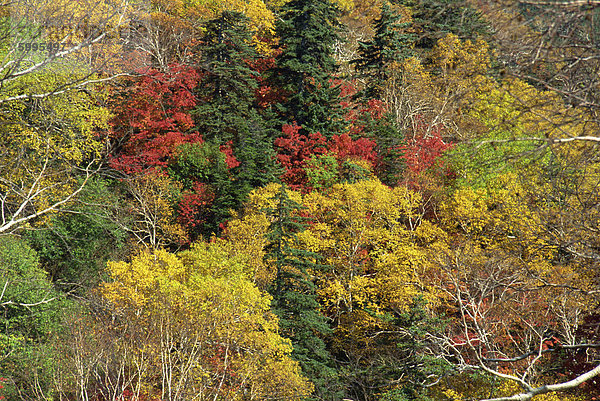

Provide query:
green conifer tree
left=351, top=2, right=410, bottom=185
left=394, top=0, right=490, bottom=51
left=353, top=1, right=416, bottom=99
left=264, top=184, right=342, bottom=400
left=195, top=11, right=260, bottom=141
left=272, top=0, right=346, bottom=138
left=190, top=11, right=278, bottom=235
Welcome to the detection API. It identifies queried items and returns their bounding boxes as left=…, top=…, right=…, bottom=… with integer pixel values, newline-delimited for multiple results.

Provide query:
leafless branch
left=481, top=363, right=600, bottom=401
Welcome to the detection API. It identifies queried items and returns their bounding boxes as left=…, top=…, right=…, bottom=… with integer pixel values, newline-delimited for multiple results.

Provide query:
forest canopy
left=1, top=0, right=599, bottom=400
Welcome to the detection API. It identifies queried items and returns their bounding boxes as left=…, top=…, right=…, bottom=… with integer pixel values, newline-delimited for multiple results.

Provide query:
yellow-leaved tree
left=297, top=179, right=446, bottom=370
left=0, top=0, right=138, bottom=234
left=63, top=242, right=312, bottom=401
left=0, top=71, right=110, bottom=234
left=432, top=168, right=600, bottom=400
left=141, top=0, right=276, bottom=64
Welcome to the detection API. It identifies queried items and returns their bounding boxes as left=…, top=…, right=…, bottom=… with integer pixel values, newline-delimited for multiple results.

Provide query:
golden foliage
left=100, top=244, right=313, bottom=400
left=183, top=0, right=276, bottom=53
left=0, top=70, right=110, bottom=231
left=227, top=180, right=447, bottom=365
left=300, top=179, right=443, bottom=315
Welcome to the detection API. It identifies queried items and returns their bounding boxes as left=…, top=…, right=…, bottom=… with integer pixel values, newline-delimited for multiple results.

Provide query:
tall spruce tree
left=394, top=0, right=490, bottom=51
left=195, top=11, right=259, bottom=141
left=353, top=1, right=416, bottom=99
left=194, top=10, right=277, bottom=181
left=264, top=185, right=341, bottom=400
left=190, top=11, right=278, bottom=234
left=351, top=2, right=411, bottom=185
left=272, top=0, right=346, bottom=138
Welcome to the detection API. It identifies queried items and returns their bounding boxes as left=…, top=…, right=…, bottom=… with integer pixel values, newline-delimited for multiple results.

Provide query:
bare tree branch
left=481, top=363, right=600, bottom=401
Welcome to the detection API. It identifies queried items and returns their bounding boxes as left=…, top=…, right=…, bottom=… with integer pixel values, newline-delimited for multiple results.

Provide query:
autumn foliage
left=110, top=64, right=202, bottom=173
left=4, top=1, right=600, bottom=401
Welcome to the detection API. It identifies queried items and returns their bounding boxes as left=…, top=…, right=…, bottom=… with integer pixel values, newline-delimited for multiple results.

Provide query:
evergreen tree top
left=352, top=1, right=416, bottom=99
left=276, top=0, right=342, bottom=78
left=271, top=0, right=347, bottom=137
left=195, top=10, right=260, bottom=142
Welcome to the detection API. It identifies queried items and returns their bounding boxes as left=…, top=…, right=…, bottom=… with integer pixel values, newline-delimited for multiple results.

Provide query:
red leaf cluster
left=275, top=123, right=328, bottom=190
left=330, top=133, right=377, bottom=164
left=400, top=119, right=453, bottom=177
left=220, top=140, right=241, bottom=169
left=179, top=182, right=214, bottom=229
left=118, top=388, right=161, bottom=401
left=275, top=124, right=377, bottom=191
left=110, top=64, right=202, bottom=174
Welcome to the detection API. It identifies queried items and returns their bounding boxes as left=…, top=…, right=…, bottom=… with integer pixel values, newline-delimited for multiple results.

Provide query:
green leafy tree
left=264, top=184, right=341, bottom=400
left=272, top=0, right=346, bottom=137
left=0, top=236, right=69, bottom=400
left=25, top=178, right=128, bottom=293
